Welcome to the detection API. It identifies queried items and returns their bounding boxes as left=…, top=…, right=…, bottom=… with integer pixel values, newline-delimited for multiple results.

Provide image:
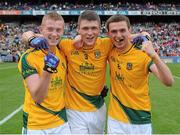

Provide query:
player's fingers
left=35, top=33, right=44, bottom=37
left=141, top=44, right=147, bottom=51
left=44, top=42, right=49, bottom=49
left=37, top=46, right=41, bottom=50
left=42, top=44, right=48, bottom=50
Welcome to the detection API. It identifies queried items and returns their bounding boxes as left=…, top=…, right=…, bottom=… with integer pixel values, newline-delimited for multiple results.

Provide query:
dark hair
left=106, top=14, right=131, bottom=31
left=78, top=10, right=101, bottom=26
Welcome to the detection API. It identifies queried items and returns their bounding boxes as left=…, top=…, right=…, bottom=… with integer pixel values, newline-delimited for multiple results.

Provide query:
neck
left=117, top=41, right=132, bottom=53
left=49, top=46, right=56, bottom=54
left=83, top=44, right=94, bottom=50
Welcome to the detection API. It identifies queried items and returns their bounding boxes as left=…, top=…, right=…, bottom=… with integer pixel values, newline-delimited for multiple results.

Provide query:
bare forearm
left=152, top=54, right=174, bottom=86
left=29, top=72, right=52, bottom=103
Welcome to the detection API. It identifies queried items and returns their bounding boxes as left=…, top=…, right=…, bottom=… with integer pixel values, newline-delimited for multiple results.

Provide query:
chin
left=85, top=42, right=94, bottom=46
left=87, top=44, right=94, bottom=46
left=49, top=43, right=58, bottom=46
left=115, top=44, right=123, bottom=49
left=85, top=40, right=96, bottom=46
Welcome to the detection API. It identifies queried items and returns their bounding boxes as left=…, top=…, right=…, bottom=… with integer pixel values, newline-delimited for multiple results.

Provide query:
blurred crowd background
left=0, top=0, right=179, bottom=62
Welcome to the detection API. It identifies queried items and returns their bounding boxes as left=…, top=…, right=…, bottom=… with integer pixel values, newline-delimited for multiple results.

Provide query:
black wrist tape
left=28, top=36, right=36, bottom=45
left=43, top=65, right=57, bottom=73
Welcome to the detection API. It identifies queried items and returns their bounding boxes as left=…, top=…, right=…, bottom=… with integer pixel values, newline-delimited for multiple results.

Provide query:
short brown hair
left=106, top=15, right=131, bottom=31
left=78, top=10, right=101, bottom=26
left=41, top=12, right=64, bottom=26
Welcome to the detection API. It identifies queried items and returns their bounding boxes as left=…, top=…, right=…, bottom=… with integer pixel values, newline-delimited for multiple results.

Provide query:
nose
left=87, top=29, right=93, bottom=35
left=51, top=30, right=58, bottom=36
left=116, top=31, right=122, bottom=37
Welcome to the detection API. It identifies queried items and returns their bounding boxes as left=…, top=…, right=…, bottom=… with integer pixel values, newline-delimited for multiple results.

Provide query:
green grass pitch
left=0, top=63, right=180, bottom=134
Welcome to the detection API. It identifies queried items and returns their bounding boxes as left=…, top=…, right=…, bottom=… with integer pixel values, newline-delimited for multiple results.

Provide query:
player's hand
left=73, top=35, right=83, bottom=49
left=22, top=31, right=35, bottom=44
left=43, top=52, right=60, bottom=73
left=132, top=35, right=151, bottom=49
left=29, top=37, right=49, bottom=50
left=101, top=85, right=109, bottom=98
left=140, top=31, right=151, bottom=37
left=141, top=41, right=157, bottom=58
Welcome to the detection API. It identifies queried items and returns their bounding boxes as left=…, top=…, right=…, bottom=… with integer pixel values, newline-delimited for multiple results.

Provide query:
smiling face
left=39, top=19, right=64, bottom=47
left=77, top=20, right=100, bottom=47
left=77, top=10, right=101, bottom=48
left=108, top=21, right=131, bottom=51
left=106, top=15, right=132, bottom=52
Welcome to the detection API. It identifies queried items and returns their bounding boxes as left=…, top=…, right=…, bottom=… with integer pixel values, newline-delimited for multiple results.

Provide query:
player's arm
left=22, top=31, right=43, bottom=44
left=72, top=35, right=83, bottom=49
left=130, top=31, right=151, bottom=40
left=72, top=32, right=151, bottom=49
left=143, top=41, right=174, bottom=87
left=25, top=53, right=60, bottom=104
left=26, top=72, right=52, bottom=104
left=21, top=31, right=50, bottom=50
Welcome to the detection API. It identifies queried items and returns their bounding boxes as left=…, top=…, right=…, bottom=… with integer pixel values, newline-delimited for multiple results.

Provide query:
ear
left=129, top=27, right=132, bottom=33
left=38, top=26, right=43, bottom=33
left=76, top=26, right=80, bottom=34
left=107, top=31, right=110, bottom=37
left=128, top=27, right=132, bottom=39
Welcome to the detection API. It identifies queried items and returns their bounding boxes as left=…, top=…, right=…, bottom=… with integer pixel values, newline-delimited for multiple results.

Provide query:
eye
left=56, top=28, right=62, bottom=33
left=82, top=27, right=89, bottom=31
left=111, top=30, right=117, bottom=34
left=92, top=27, right=98, bottom=31
left=47, top=27, right=53, bottom=32
left=120, top=29, right=126, bottom=33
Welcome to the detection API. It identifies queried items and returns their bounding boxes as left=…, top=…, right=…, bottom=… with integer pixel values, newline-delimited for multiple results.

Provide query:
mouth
left=48, top=36, right=59, bottom=40
left=86, top=37, right=94, bottom=40
left=115, top=38, right=124, bottom=43
left=85, top=37, right=95, bottom=44
left=48, top=36, right=60, bottom=44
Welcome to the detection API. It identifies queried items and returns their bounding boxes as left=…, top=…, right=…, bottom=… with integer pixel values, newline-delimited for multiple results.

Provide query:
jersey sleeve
left=144, top=54, right=154, bottom=74
left=18, top=52, right=38, bottom=79
left=101, top=37, right=113, bottom=56
left=59, top=38, right=73, bottom=55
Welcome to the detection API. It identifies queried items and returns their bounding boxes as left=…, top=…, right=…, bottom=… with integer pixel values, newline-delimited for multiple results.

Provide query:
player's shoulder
left=96, top=36, right=112, bottom=51
left=19, top=49, right=40, bottom=63
left=19, top=49, right=32, bottom=61
left=59, top=37, right=73, bottom=50
left=97, top=36, right=111, bottom=42
left=60, top=37, right=73, bottom=44
left=18, top=49, right=33, bottom=70
left=132, top=47, right=151, bottom=61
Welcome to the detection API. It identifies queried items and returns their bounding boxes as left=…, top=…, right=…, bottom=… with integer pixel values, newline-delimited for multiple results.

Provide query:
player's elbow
left=31, top=92, right=45, bottom=104
left=164, top=77, right=174, bottom=87
left=33, top=97, right=44, bottom=104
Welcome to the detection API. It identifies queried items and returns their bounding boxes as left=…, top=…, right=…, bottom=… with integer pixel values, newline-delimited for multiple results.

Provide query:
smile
left=115, top=38, right=123, bottom=42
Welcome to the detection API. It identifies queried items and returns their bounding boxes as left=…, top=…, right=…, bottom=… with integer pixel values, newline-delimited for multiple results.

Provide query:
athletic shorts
left=22, top=122, right=71, bottom=134
left=107, top=116, right=152, bottom=134
left=67, top=103, right=106, bottom=134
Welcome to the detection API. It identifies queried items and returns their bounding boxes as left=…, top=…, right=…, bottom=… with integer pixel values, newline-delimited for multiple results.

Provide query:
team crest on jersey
left=94, top=50, right=101, bottom=58
left=71, top=50, right=79, bottom=55
left=49, top=76, right=62, bottom=90
left=126, top=63, right=133, bottom=70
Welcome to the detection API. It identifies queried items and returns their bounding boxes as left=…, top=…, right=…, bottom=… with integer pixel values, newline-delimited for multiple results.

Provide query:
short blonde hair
left=41, top=12, right=64, bottom=26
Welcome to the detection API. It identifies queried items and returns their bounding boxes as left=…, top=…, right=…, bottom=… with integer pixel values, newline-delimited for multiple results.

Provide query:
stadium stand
left=0, top=0, right=179, bottom=62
